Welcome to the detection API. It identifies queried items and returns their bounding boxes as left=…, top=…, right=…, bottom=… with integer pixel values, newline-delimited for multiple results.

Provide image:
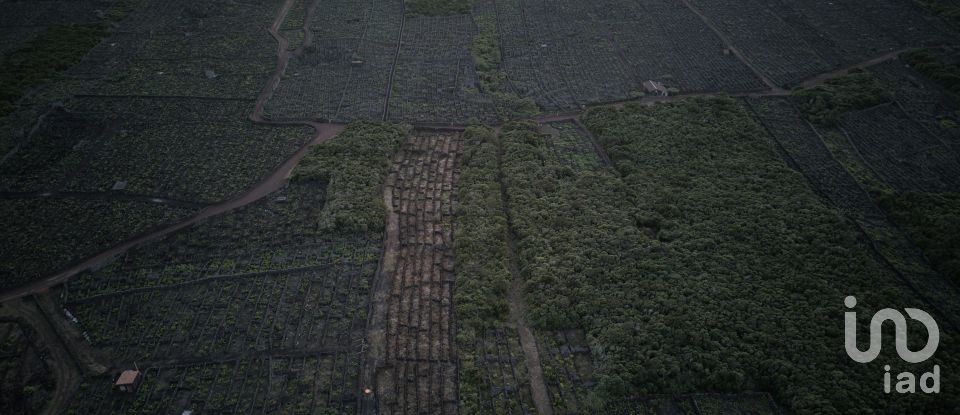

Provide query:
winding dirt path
left=0, top=298, right=82, bottom=415
left=797, top=48, right=919, bottom=88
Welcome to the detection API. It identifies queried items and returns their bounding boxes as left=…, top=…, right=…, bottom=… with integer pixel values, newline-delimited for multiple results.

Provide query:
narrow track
left=497, top=129, right=554, bottom=415
left=382, top=0, right=406, bottom=121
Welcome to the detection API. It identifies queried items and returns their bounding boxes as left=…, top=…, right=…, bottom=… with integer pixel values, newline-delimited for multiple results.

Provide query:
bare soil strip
left=371, top=132, right=462, bottom=414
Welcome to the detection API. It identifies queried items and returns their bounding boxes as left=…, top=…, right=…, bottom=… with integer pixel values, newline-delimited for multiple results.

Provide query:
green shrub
left=791, top=72, right=891, bottom=126
left=453, top=125, right=511, bottom=327
left=292, top=122, right=405, bottom=233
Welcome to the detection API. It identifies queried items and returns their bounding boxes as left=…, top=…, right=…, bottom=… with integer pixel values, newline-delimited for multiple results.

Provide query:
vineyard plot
left=763, top=0, right=949, bottom=68
left=869, top=60, right=960, bottom=153
left=840, top=103, right=960, bottom=192
left=606, top=393, right=780, bottom=414
left=60, top=181, right=384, bottom=413
left=748, top=97, right=960, bottom=330
left=67, top=264, right=372, bottom=364
left=460, top=328, right=537, bottom=414
left=493, top=0, right=766, bottom=111
left=0, top=97, right=312, bottom=203
left=744, top=96, right=885, bottom=220
left=686, top=0, right=832, bottom=86
left=689, top=0, right=953, bottom=86
left=0, top=0, right=107, bottom=59
left=0, top=198, right=196, bottom=290
left=377, top=132, right=462, bottom=414
left=266, top=0, right=404, bottom=121
left=66, top=355, right=363, bottom=414
left=387, top=15, right=496, bottom=123
left=65, top=183, right=378, bottom=298
left=62, top=0, right=281, bottom=99
left=538, top=330, right=595, bottom=415
left=539, top=121, right=604, bottom=172
left=0, top=319, right=56, bottom=414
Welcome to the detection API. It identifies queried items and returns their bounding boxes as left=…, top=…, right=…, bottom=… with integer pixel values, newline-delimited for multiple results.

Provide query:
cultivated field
left=3, top=0, right=960, bottom=414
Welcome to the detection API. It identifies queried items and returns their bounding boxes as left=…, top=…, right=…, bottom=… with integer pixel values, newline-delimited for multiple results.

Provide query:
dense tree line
left=487, top=98, right=959, bottom=413
left=291, top=122, right=404, bottom=233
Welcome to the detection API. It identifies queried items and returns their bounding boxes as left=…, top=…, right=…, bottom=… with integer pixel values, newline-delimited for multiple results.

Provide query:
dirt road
left=0, top=298, right=82, bottom=415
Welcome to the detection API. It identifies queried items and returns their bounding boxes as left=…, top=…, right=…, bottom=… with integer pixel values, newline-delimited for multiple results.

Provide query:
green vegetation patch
left=454, top=125, right=518, bottom=413
left=453, top=125, right=511, bottom=328
left=405, top=0, right=470, bottom=17
left=469, top=12, right=538, bottom=120
left=791, top=71, right=891, bottom=126
left=492, top=97, right=960, bottom=414
left=292, top=122, right=405, bottom=233
left=879, top=191, right=960, bottom=285
left=901, top=49, right=960, bottom=94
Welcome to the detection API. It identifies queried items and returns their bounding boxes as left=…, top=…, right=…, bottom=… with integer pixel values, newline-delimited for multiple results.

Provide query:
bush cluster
left=292, top=122, right=405, bottom=233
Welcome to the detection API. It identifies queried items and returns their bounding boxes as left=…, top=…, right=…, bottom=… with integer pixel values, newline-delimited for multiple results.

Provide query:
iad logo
left=844, top=296, right=940, bottom=393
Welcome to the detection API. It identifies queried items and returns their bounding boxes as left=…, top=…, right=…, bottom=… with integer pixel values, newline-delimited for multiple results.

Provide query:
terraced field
left=374, top=132, right=462, bottom=414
